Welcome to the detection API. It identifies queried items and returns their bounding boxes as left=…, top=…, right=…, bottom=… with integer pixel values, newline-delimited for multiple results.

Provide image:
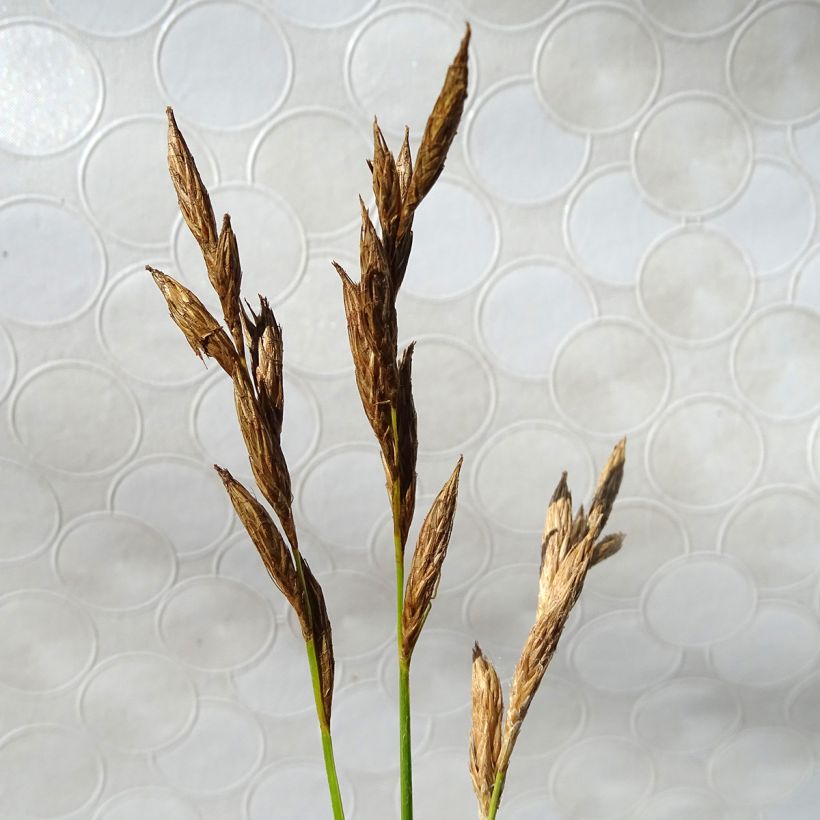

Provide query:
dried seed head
left=148, top=266, right=236, bottom=373
left=588, top=438, right=626, bottom=539
left=301, top=557, right=334, bottom=722
left=470, top=643, right=502, bottom=819
left=252, top=297, right=285, bottom=441
left=396, top=126, right=413, bottom=200
left=396, top=343, right=418, bottom=549
left=231, top=364, right=295, bottom=547
left=334, top=257, right=399, bottom=475
left=214, top=466, right=301, bottom=612
left=214, top=214, right=244, bottom=355
left=590, top=531, right=625, bottom=567
left=166, top=107, right=217, bottom=257
left=401, top=24, right=470, bottom=225
left=371, top=119, right=401, bottom=252
left=499, top=439, right=627, bottom=775
left=402, top=456, right=463, bottom=659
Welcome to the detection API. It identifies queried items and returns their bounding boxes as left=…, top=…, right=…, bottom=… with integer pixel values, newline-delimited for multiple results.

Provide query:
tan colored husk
left=151, top=107, right=334, bottom=723
left=147, top=266, right=236, bottom=373
left=215, top=466, right=300, bottom=613
left=470, top=439, right=627, bottom=817
left=470, top=643, right=503, bottom=819
left=401, top=456, right=462, bottom=658
left=214, top=213, right=244, bottom=356
left=166, top=107, right=217, bottom=262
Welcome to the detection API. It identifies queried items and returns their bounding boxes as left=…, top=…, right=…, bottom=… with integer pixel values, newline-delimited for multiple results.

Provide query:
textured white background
left=1, top=0, right=820, bottom=818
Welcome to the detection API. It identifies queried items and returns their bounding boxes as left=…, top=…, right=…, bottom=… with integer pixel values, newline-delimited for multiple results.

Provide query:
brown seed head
left=371, top=118, right=401, bottom=254
left=148, top=266, right=236, bottom=373
left=396, top=343, right=418, bottom=549
left=166, top=107, right=217, bottom=257
left=402, top=456, right=463, bottom=659
left=400, top=24, right=470, bottom=226
left=231, top=364, right=295, bottom=547
left=301, top=557, right=334, bottom=723
left=470, top=643, right=503, bottom=819
left=214, top=214, right=244, bottom=355
left=214, top=466, right=300, bottom=612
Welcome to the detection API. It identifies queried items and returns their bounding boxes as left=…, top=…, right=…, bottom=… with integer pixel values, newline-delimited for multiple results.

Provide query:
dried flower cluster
left=149, top=109, right=337, bottom=749
left=146, top=23, right=629, bottom=820
left=470, top=439, right=626, bottom=819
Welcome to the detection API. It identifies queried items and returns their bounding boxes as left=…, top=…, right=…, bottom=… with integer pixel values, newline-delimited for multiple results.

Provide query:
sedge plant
left=147, top=23, right=627, bottom=820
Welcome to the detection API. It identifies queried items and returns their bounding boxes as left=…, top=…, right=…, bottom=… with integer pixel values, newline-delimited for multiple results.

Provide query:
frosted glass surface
left=1, top=1, right=819, bottom=818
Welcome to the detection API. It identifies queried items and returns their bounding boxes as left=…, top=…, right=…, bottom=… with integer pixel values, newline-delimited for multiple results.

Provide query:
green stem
left=487, top=770, right=506, bottom=820
left=399, top=659, right=412, bottom=820
left=294, top=542, right=345, bottom=820
left=391, top=407, right=413, bottom=820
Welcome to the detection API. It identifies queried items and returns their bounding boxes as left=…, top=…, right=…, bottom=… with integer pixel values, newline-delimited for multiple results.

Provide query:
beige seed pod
left=214, top=213, right=244, bottom=356
left=470, top=643, right=502, bottom=819
left=148, top=266, right=236, bottom=373
left=371, top=118, right=401, bottom=254
left=166, top=107, right=217, bottom=259
left=214, top=466, right=300, bottom=613
left=402, top=456, right=463, bottom=659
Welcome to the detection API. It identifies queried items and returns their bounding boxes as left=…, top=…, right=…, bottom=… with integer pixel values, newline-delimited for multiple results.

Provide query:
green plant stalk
left=487, top=770, right=506, bottom=820
left=391, top=408, right=413, bottom=820
left=294, top=545, right=345, bottom=820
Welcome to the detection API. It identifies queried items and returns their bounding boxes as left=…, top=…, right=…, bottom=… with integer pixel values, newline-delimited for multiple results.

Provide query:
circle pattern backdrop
left=0, top=1, right=819, bottom=818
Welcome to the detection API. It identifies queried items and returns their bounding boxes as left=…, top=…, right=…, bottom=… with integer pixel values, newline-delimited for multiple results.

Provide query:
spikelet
left=166, top=108, right=217, bottom=261
left=214, top=466, right=300, bottom=613
left=470, top=643, right=502, bottom=819
left=396, top=343, right=418, bottom=548
left=302, top=557, right=335, bottom=722
left=214, top=214, right=244, bottom=356
left=147, top=266, right=236, bottom=373
left=402, top=457, right=462, bottom=658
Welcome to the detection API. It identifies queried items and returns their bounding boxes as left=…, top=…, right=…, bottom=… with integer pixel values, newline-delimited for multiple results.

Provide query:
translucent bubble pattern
left=12, top=363, right=140, bottom=474
left=465, top=79, right=589, bottom=203
left=79, top=653, right=196, bottom=752
left=729, top=1, right=820, bottom=123
left=153, top=698, right=264, bottom=795
left=709, top=603, right=820, bottom=687
left=642, top=554, right=756, bottom=648
left=55, top=512, right=176, bottom=610
left=647, top=395, right=763, bottom=509
left=94, top=787, right=202, bottom=820
left=641, top=0, right=755, bottom=37
left=0, top=197, right=105, bottom=324
left=346, top=7, right=468, bottom=138
left=247, top=761, right=355, bottom=820
left=632, top=93, right=752, bottom=216
left=472, top=421, right=594, bottom=533
left=0, top=21, right=102, bottom=155
left=721, top=486, right=820, bottom=590
left=552, top=319, right=670, bottom=435
left=0, top=459, right=60, bottom=563
left=569, top=611, right=681, bottom=693
left=534, top=4, right=660, bottom=132
left=156, top=1, right=291, bottom=129
left=632, top=677, right=741, bottom=753
left=477, top=258, right=595, bottom=378
left=639, top=227, right=754, bottom=343
left=552, top=736, right=654, bottom=819
left=732, top=306, right=820, bottom=419
left=709, top=727, right=813, bottom=806
left=158, top=577, right=274, bottom=671
left=0, top=590, right=96, bottom=693
left=0, top=724, right=103, bottom=817
left=565, top=163, right=675, bottom=286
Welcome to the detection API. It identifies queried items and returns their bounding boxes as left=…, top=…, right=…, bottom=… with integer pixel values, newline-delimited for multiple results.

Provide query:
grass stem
left=487, top=769, right=506, bottom=820
left=391, top=407, right=413, bottom=820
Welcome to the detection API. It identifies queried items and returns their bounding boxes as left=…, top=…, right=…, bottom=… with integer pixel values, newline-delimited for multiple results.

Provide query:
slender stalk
left=486, top=770, right=506, bottom=820
left=295, top=544, right=345, bottom=820
left=391, top=407, right=413, bottom=820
